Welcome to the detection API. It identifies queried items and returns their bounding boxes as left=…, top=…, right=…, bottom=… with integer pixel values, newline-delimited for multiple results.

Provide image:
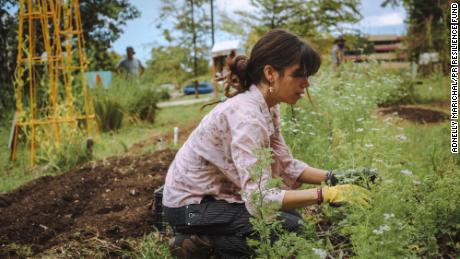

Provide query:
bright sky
left=112, top=0, right=406, bottom=63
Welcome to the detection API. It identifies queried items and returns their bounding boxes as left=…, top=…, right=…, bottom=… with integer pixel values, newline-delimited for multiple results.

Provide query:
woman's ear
left=263, top=65, right=277, bottom=82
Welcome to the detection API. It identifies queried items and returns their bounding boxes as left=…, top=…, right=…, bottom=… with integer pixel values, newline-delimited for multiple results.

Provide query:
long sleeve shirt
left=163, top=85, right=309, bottom=216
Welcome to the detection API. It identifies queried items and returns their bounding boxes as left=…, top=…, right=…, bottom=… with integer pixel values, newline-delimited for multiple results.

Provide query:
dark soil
left=0, top=149, right=176, bottom=257
left=377, top=105, right=449, bottom=123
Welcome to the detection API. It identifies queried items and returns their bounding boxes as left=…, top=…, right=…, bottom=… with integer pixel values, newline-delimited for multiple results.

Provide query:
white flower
left=396, top=135, right=407, bottom=141
left=372, top=228, right=383, bottom=235
left=383, top=213, right=395, bottom=220
left=381, top=224, right=391, bottom=231
left=309, top=132, right=316, bottom=136
left=292, top=129, right=300, bottom=133
left=357, top=117, right=364, bottom=122
left=364, top=143, right=374, bottom=148
left=370, top=128, right=380, bottom=131
left=356, top=128, right=364, bottom=132
left=412, top=180, right=421, bottom=185
left=400, top=169, right=413, bottom=175
left=373, top=224, right=391, bottom=235
left=312, top=248, right=327, bottom=259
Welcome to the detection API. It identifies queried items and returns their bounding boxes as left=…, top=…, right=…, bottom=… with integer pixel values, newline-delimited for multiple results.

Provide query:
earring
left=268, top=79, right=274, bottom=93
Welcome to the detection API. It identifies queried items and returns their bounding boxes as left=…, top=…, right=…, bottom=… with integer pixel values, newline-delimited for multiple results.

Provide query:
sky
left=112, top=0, right=407, bottom=63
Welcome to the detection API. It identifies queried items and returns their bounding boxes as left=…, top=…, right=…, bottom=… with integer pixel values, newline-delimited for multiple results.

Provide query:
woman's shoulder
left=221, top=92, right=263, bottom=116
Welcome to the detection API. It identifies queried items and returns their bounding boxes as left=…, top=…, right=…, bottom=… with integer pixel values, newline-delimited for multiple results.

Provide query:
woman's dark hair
left=225, top=29, right=321, bottom=97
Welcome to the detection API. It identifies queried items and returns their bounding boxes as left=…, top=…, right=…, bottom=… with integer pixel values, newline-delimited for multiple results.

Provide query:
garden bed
left=0, top=149, right=176, bottom=257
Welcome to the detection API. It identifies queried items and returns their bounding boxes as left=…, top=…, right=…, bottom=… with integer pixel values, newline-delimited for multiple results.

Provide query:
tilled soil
left=0, top=149, right=177, bottom=257
left=377, top=105, right=449, bottom=123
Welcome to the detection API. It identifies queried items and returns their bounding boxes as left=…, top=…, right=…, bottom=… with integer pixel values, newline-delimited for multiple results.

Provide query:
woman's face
left=274, top=63, right=310, bottom=105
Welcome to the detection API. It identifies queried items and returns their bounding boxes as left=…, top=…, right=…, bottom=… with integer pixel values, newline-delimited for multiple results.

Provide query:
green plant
left=94, top=97, right=124, bottom=132
left=36, top=130, right=91, bottom=172
left=247, top=148, right=325, bottom=258
left=134, top=232, right=173, bottom=259
left=129, top=88, right=160, bottom=123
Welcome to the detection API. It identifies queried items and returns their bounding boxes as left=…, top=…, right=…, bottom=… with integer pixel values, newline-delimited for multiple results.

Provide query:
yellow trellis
left=11, top=0, right=96, bottom=164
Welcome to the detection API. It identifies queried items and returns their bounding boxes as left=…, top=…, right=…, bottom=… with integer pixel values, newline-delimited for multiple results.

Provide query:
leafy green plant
left=247, top=148, right=325, bottom=258
left=94, top=97, right=124, bottom=132
left=36, top=130, right=91, bottom=172
left=128, top=88, right=160, bottom=123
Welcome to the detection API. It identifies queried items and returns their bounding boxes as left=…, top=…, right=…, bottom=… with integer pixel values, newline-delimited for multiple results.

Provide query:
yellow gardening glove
left=322, top=184, right=370, bottom=206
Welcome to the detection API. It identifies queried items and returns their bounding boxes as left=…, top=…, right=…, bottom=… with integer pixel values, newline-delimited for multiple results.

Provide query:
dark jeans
left=164, top=198, right=303, bottom=258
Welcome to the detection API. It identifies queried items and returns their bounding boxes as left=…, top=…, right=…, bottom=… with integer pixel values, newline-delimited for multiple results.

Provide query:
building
left=367, top=34, right=407, bottom=62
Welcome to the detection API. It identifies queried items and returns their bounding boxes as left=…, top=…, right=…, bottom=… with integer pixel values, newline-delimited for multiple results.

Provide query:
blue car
left=183, top=82, right=214, bottom=95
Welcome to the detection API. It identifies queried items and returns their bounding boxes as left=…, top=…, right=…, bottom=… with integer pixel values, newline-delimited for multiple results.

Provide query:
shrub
left=36, top=129, right=91, bottom=172
left=94, top=97, right=124, bottom=132
left=158, top=88, right=171, bottom=101
left=128, top=88, right=160, bottom=123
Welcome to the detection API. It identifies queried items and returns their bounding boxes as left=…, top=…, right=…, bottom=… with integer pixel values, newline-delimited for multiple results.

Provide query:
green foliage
left=158, top=0, right=211, bottom=79
left=93, top=77, right=163, bottom=128
left=0, top=0, right=18, bottom=117
left=247, top=148, right=325, bottom=258
left=134, top=233, right=173, bottom=259
left=145, top=45, right=208, bottom=88
left=79, top=0, right=140, bottom=70
left=129, top=88, right=160, bottom=123
left=280, top=62, right=458, bottom=257
left=376, top=77, right=417, bottom=107
left=94, top=97, right=124, bottom=132
left=36, top=130, right=91, bottom=172
left=221, top=0, right=361, bottom=48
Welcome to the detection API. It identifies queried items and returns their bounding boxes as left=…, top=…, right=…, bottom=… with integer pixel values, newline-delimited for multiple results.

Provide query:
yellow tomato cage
left=11, top=0, right=96, bottom=165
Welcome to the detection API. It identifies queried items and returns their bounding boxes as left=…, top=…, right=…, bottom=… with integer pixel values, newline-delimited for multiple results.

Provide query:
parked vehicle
left=183, top=82, right=213, bottom=95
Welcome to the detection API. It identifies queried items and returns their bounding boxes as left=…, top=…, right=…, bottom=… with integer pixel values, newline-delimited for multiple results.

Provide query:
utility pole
left=190, top=0, right=198, bottom=98
left=210, top=0, right=215, bottom=46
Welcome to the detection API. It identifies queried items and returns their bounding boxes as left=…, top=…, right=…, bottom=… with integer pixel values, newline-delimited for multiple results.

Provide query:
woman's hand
left=322, top=184, right=370, bottom=206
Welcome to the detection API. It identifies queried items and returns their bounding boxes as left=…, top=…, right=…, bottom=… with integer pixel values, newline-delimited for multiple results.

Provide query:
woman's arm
left=297, top=166, right=328, bottom=185
left=281, top=188, right=319, bottom=210
left=281, top=184, right=370, bottom=210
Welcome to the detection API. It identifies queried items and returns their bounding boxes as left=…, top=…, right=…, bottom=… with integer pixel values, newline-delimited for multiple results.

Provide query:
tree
left=79, top=0, right=140, bottom=70
left=146, top=45, right=194, bottom=87
left=0, top=0, right=18, bottom=119
left=382, top=0, right=450, bottom=74
left=158, top=0, right=211, bottom=80
left=221, top=0, right=361, bottom=48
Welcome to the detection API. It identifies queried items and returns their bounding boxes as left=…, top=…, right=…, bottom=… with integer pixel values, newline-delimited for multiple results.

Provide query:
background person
left=331, top=36, right=346, bottom=71
left=162, top=29, right=368, bottom=258
left=116, top=46, right=145, bottom=77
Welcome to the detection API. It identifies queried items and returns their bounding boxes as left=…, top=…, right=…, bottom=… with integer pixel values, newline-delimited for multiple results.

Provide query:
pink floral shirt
left=163, top=85, right=309, bottom=215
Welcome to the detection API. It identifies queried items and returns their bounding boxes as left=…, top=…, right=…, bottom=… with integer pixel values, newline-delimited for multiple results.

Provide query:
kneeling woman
left=163, top=29, right=367, bottom=258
